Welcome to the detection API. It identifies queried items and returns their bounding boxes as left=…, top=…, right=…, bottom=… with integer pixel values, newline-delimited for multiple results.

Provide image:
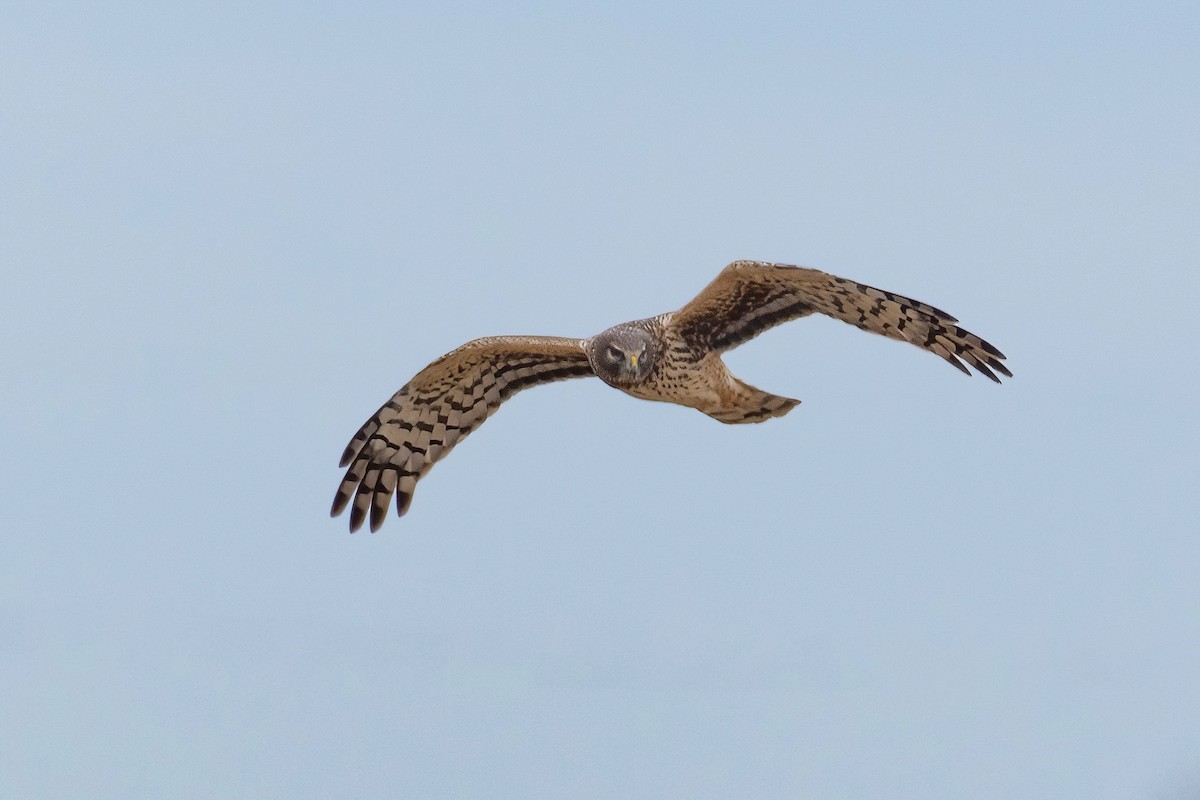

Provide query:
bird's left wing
left=332, top=336, right=594, bottom=531
left=668, top=260, right=1011, bottom=381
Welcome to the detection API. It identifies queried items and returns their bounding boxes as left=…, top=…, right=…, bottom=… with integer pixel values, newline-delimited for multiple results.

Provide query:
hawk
left=332, top=260, right=1010, bottom=531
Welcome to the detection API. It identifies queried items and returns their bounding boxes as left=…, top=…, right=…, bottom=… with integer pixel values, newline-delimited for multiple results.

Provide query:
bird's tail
left=703, top=375, right=800, bottom=424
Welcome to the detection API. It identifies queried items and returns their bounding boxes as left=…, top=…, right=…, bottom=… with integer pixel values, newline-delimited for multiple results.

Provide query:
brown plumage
left=332, top=260, right=1010, bottom=530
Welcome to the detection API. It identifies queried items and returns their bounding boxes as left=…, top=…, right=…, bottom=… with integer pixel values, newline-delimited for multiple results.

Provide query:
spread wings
left=331, top=336, right=594, bottom=532
left=669, top=260, right=1011, bottom=382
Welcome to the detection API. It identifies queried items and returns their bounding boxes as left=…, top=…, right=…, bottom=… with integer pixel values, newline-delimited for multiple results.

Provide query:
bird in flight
left=332, top=260, right=1010, bottom=531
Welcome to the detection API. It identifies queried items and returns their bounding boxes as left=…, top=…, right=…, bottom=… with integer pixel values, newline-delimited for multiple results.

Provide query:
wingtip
left=981, top=341, right=1004, bottom=358
left=330, top=491, right=349, bottom=518
left=396, top=490, right=413, bottom=519
left=339, top=432, right=367, bottom=467
left=348, top=504, right=366, bottom=533
left=972, top=357, right=1010, bottom=383
left=369, top=500, right=388, bottom=533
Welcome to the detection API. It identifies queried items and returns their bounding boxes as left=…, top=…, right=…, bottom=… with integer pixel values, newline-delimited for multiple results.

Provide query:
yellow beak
left=628, top=354, right=639, bottom=369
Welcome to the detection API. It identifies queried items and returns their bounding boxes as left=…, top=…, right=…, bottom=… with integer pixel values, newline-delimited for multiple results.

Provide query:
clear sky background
left=3, top=2, right=1198, bottom=798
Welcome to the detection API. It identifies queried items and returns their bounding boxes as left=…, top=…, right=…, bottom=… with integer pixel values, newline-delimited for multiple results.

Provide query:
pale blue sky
left=3, top=2, right=1199, bottom=798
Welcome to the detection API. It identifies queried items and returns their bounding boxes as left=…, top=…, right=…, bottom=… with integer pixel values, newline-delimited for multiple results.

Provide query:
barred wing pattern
left=331, top=336, right=594, bottom=532
left=670, top=261, right=1011, bottom=381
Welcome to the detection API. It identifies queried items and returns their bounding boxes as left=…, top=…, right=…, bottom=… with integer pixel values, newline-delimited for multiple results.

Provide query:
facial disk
left=589, top=324, right=657, bottom=387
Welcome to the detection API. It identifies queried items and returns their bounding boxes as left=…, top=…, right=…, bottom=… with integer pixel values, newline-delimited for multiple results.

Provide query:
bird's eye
left=606, top=345, right=623, bottom=361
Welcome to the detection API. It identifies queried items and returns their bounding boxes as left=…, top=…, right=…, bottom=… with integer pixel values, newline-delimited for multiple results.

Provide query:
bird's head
left=588, top=323, right=658, bottom=387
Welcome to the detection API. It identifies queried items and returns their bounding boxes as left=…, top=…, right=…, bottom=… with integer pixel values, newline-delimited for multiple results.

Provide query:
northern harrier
left=332, top=261, right=1010, bottom=531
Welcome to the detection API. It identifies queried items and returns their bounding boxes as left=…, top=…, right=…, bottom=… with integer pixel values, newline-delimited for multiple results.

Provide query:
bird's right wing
left=331, top=336, right=594, bottom=532
left=668, top=260, right=1011, bottom=381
